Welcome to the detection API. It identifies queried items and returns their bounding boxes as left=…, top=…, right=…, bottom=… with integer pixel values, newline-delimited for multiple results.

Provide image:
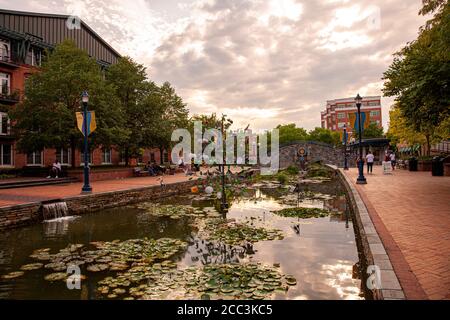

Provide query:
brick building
left=320, top=96, right=382, bottom=140
left=0, top=9, right=164, bottom=171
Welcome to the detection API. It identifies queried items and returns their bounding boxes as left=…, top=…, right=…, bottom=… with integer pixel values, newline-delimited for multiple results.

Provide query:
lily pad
left=45, top=273, right=67, bottom=282
left=2, top=271, right=25, bottom=280
left=20, top=263, right=44, bottom=271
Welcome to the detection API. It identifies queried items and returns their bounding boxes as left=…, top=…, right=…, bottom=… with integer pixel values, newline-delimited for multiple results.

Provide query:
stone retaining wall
left=0, top=179, right=202, bottom=230
left=332, top=166, right=406, bottom=300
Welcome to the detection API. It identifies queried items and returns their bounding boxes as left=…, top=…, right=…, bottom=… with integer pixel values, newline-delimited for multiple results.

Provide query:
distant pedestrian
left=47, top=160, right=61, bottom=179
left=390, top=152, right=397, bottom=171
left=366, top=152, right=374, bottom=174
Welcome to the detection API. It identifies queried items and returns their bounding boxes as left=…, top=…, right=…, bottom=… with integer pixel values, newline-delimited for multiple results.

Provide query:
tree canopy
left=382, top=1, right=450, bottom=147
left=11, top=41, right=190, bottom=166
left=10, top=40, right=126, bottom=166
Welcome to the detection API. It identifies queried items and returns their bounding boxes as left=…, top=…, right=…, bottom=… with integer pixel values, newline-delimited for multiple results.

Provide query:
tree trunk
left=160, top=147, right=164, bottom=165
left=70, top=138, right=76, bottom=168
left=125, top=147, right=129, bottom=167
left=425, top=134, right=431, bottom=157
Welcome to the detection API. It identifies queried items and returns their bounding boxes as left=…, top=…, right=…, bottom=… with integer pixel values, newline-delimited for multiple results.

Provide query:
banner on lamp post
left=76, top=112, right=97, bottom=136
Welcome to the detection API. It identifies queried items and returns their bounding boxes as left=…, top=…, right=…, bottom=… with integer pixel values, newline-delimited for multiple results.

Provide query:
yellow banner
left=76, top=112, right=97, bottom=136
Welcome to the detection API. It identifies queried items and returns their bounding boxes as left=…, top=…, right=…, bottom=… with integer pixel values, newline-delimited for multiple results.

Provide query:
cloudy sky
left=0, top=0, right=428, bottom=131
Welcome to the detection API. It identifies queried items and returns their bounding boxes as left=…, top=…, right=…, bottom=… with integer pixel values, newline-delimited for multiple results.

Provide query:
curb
left=333, top=166, right=406, bottom=300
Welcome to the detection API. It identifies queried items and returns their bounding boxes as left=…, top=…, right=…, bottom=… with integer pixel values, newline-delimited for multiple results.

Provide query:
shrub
left=277, top=173, right=288, bottom=185
left=285, top=166, right=299, bottom=175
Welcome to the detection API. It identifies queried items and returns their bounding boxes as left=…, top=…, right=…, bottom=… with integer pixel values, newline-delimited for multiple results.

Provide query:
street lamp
left=343, top=124, right=349, bottom=170
left=220, top=115, right=233, bottom=212
left=81, top=91, right=92, bottom=193
left=355, top=94, right=367, bottom=184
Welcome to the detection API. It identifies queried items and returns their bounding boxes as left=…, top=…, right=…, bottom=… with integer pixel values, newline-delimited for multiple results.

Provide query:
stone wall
left=333, top=166, right=405, bottom=300
left=280, top=141, right=345, bottom=169
left=0, top=179, right=202, bottom=230
left=68, top=167, right=134, bottom=182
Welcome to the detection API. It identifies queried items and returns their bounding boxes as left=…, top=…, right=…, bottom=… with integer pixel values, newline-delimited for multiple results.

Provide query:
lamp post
left=355, top=94, right=367, bottom=184
left=343, top=124, right=349, bottom=170
left=81, top=91, right=92, bottom=193
left=220, top=115, right=233, bottom=212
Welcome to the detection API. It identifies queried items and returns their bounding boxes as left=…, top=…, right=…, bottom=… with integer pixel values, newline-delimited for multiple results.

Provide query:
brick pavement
left=344, top=166, right=450, bottom=300
left=0, top=173, right=197, bottom=207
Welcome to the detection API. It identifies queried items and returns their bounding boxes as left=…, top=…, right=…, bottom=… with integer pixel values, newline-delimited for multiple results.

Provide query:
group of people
left=364, top=151, right=396, bottom=174
left=143, top=162, right=166, bottom=176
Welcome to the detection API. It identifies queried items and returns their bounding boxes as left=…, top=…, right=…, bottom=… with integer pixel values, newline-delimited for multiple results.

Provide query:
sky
left=0, top=0, right=428, bottom=131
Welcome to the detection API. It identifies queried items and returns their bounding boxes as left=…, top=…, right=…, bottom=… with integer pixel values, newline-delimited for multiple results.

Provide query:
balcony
left=0, top=87, right=20, bottom=105
left=0, top=53, right=20, bottom=68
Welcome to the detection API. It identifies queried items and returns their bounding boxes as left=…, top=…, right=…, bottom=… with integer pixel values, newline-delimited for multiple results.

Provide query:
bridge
left=279, top=141, right=345, bottom=169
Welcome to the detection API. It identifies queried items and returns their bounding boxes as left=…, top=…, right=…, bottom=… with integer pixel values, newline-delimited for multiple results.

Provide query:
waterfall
left=42, top=202, right=69, bottom=221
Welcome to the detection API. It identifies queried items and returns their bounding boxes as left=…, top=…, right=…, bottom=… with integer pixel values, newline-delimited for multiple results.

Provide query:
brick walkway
left=344, top=166, right=450, bottom=300
left=0, top=173, right=197, bottom=207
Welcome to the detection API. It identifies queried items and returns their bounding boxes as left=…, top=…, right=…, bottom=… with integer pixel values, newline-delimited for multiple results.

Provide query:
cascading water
left=41, top=202, right=69, bottom=221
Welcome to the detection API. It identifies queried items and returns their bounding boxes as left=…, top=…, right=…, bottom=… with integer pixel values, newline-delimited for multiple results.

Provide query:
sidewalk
left=0, top=173, right=197, bottom=207
left=344, top=166, right=450, bottom=300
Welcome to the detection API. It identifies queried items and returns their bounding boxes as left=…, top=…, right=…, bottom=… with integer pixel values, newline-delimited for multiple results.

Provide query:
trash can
left=409, top=157, right=418, bottom=172
left=432, top=156, right=444, bottom=176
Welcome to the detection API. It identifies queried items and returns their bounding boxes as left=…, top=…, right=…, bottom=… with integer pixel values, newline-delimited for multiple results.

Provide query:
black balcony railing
left=0, top=86, right=20, bottom=103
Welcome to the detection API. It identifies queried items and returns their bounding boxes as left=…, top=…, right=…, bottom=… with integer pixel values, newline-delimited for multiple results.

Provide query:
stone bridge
left=279, top=141, right=345, bottom=169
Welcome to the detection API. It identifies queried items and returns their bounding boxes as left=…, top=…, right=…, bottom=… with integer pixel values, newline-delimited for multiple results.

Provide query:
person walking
left=390, top=152, right=397, bottom=171
left=366, top=151, right=375, bottom=174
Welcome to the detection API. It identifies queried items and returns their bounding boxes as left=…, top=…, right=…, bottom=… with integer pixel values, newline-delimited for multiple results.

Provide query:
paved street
left=0, top=173, right=197, bottom=207
left=344, top=166, right=450, bottom=300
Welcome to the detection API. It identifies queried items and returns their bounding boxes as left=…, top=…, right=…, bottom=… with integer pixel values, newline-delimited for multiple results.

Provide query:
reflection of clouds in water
left=44, top=217, right=80, bottom=239
left=322, top=262, right=362, bottom=300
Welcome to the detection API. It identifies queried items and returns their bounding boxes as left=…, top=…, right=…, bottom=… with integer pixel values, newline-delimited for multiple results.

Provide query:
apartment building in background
left=321, top=96, right=382, bottom=140
left=0, top=9, right=162, bottom=170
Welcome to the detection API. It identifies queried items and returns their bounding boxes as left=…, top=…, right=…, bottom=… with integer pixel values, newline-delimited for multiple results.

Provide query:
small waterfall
left=42, top=202, right=69, bottom=221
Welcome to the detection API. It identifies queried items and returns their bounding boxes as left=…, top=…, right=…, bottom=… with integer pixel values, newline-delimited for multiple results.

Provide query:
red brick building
left=321, top=96, right=382, bottom=140
left=0, top=9, right=165, bottom=172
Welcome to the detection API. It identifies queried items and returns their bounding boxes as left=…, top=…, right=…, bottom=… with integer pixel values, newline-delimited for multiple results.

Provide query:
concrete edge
left=0, top=178, right=207, bottom=229
left=329, top=165, right=406, bottom=300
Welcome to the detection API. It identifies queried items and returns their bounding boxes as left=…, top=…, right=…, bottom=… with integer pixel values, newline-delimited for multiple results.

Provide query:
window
left=338, top=122, right=347, bottom=129
left=163, top=151, right=169, bottom=163
left=27, top=151, right=42, bottom=166
left=0, top=72, right=10, bottom=95
left=370, top=110, right=380, bottom=117
left=0, top=144, right=12, bottom=166
left=0, top=113, right=9, bottom=135
left=368, top=102, right=380, bottom=107
left=80, top=151, right=93, bottom=165
left=0, top=39, right=9, bottom=61
left=102, top=149, right=112, bottom=164
left=337, top=113, right=346, bottom=119
left=56, top=148, right=71, bottom=165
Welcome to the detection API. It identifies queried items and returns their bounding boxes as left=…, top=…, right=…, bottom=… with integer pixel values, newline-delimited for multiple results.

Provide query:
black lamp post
left=355, top=94, right=367, bottom=184
left=343, top=124, right=349, bottom=170
left=81, top=91, right=92, bottom=193
left=220, top=115, right=233, bottom=212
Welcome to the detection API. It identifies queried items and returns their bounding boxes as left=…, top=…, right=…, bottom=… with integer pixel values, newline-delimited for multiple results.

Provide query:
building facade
left=0, top=9, right=164, bottom=171
left=320, top=96, right=382, bottom=140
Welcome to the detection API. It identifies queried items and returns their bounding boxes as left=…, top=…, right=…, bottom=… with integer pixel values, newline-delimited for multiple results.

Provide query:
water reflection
left=0, top=177, right=363, bottom=300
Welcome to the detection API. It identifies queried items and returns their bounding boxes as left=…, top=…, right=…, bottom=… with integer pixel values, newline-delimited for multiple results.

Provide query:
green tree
left=276, top=124, right=308, bottom=145
left=153, top=82, right=190, bottom=164
left=382, top=1, right=450, bottom=154
left=10, top=40, right=125, bottom=167
left=106, top=57, right=161, bottom=165
left=308, top=127, right=341, bottom=146
left=354, top=123, right=384, bottom=140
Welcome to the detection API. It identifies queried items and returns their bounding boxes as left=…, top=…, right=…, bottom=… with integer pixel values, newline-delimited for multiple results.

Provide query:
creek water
left=0, top=176, right=364, bottom=300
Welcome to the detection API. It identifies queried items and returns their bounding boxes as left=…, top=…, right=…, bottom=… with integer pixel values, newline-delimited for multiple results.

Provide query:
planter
left=68, top=167, right=134, bottom=182
left=417, top=160, right=432, bottom=172
left=444, top=163, right=450, bottom=177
